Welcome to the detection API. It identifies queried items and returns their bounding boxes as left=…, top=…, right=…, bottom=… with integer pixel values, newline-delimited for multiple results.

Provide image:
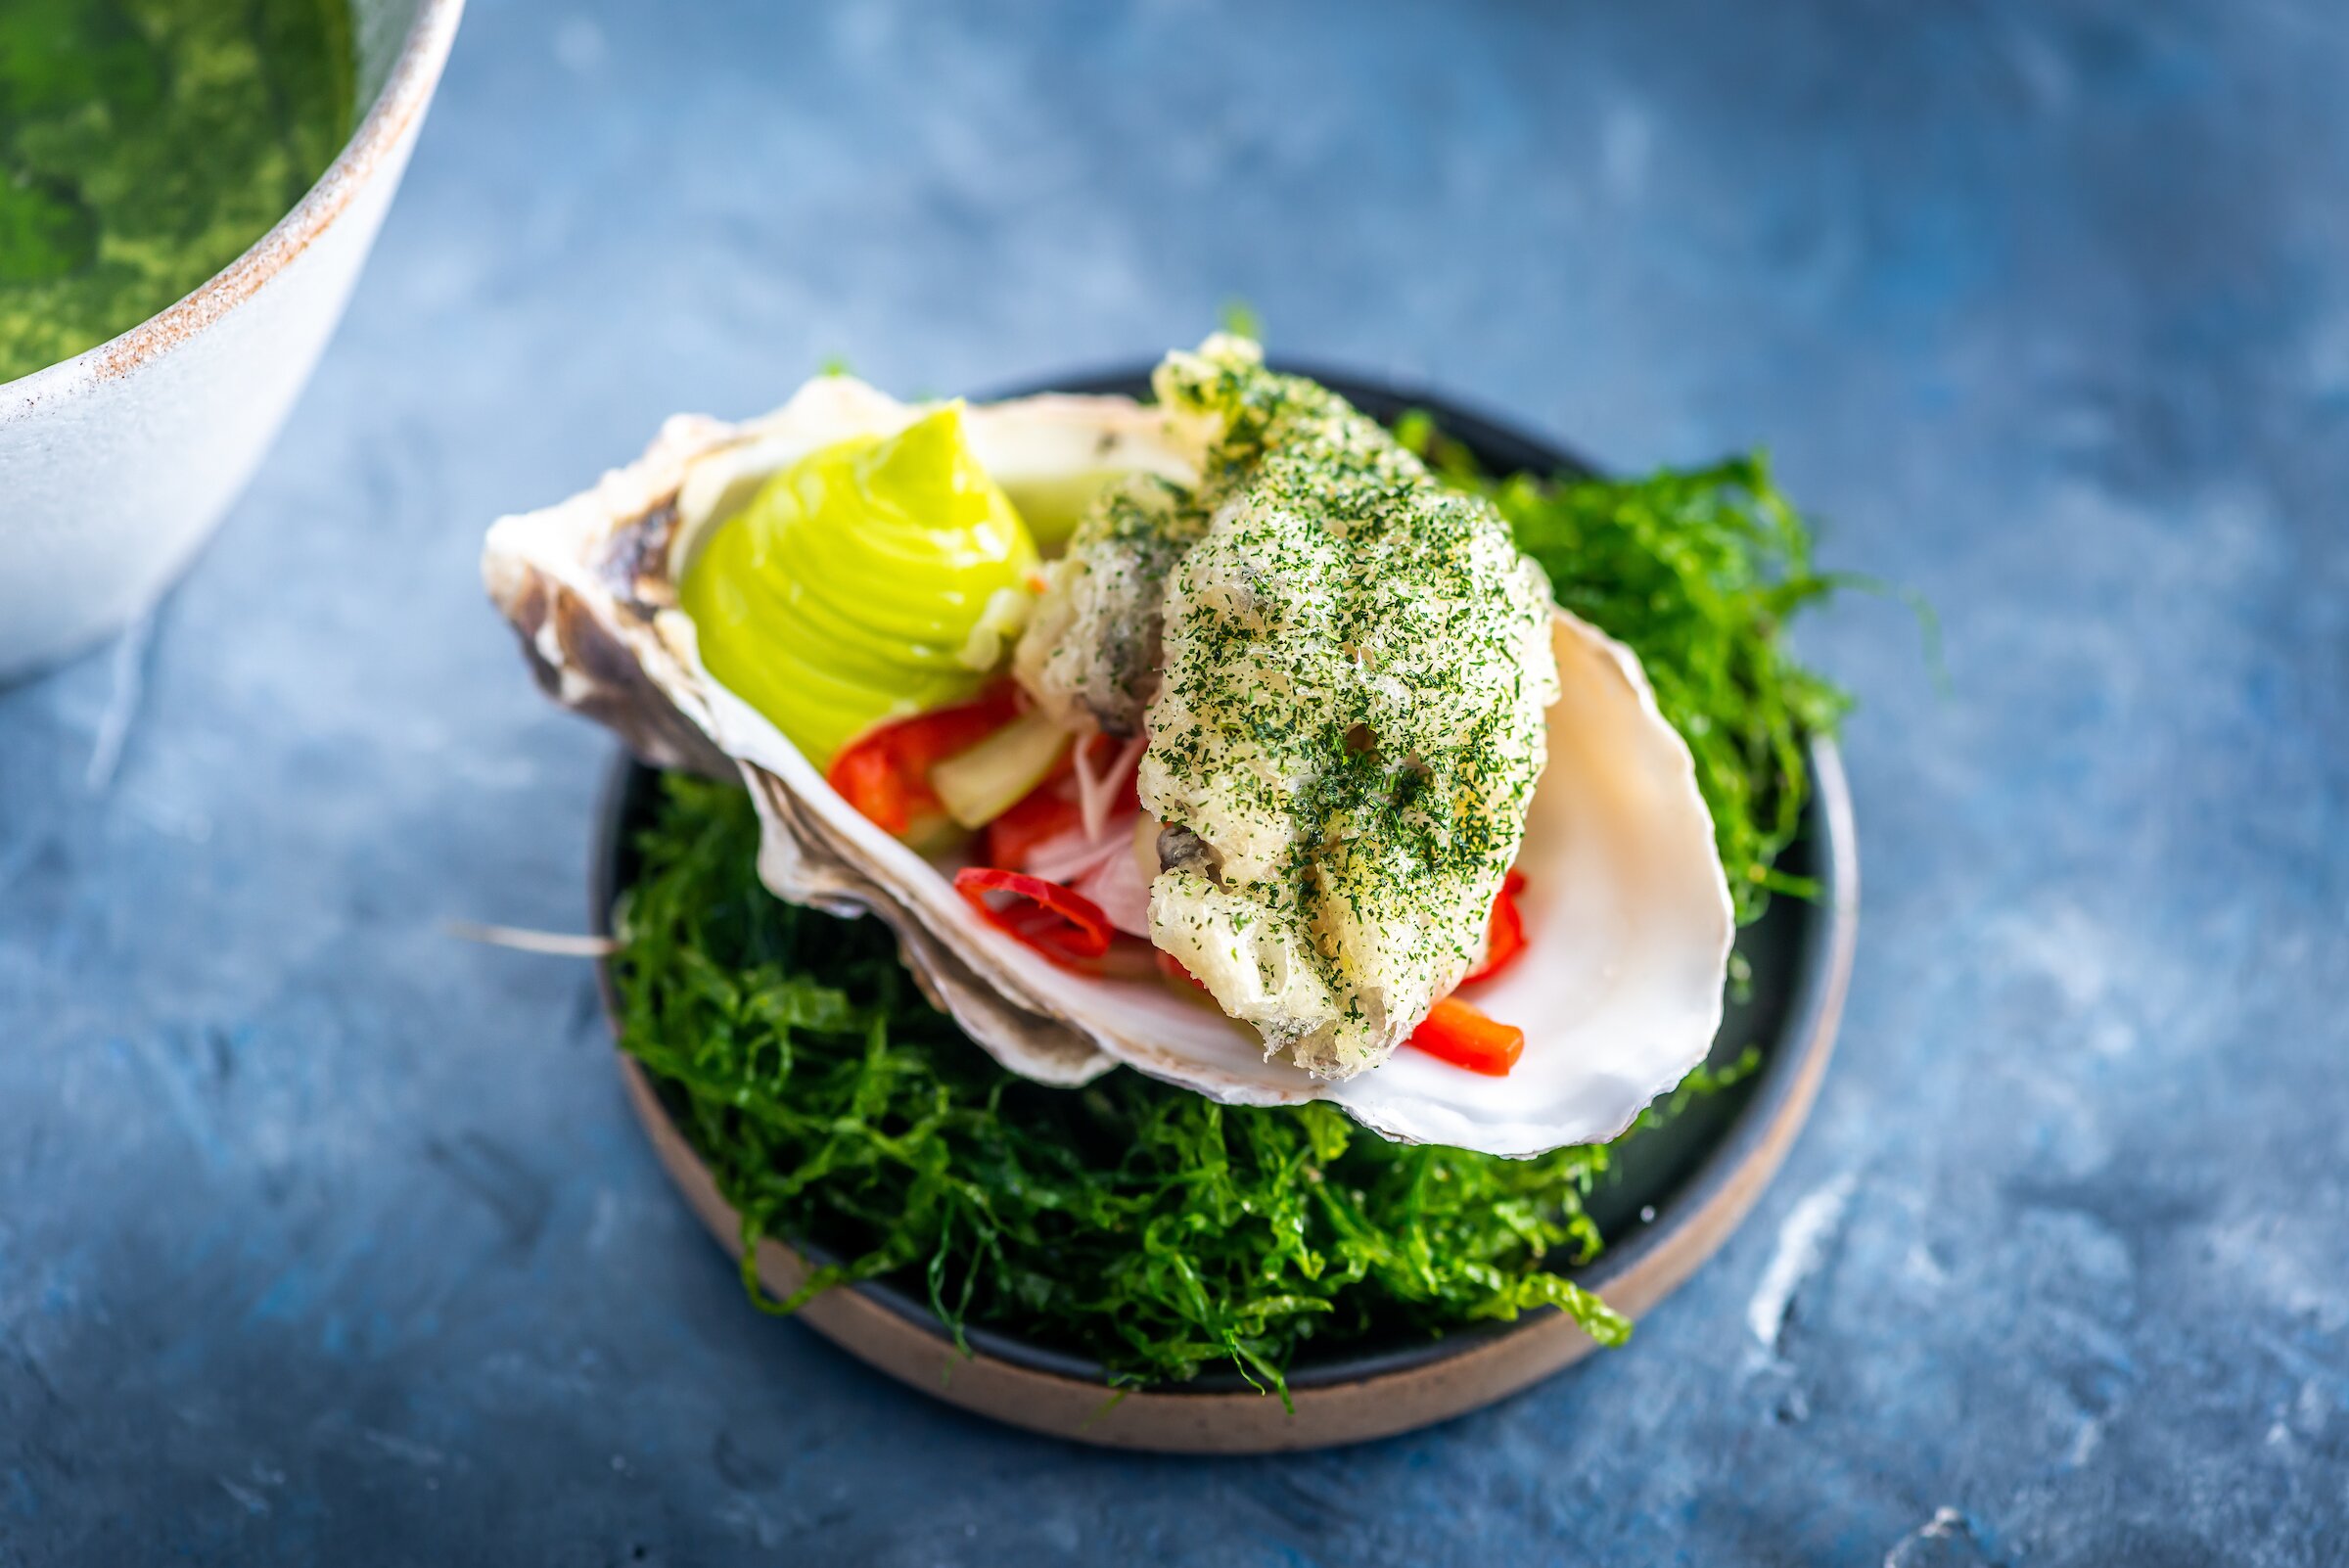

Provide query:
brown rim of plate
left=0, top=0, right=467, bottom=410
left=587, top=367, right=1862, bottom=1452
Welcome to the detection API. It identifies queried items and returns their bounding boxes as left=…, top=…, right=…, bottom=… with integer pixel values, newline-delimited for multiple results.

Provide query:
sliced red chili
left=824, top=683, right=1022, bottom=839
left=1407, top=996, right=1525, bottom=1077
left=979, top=734, right=1139, bottom=869
left=983, top=776, right=1086, bottom=870
left=953, top=867, right=1114, bottom=964
left=1461, top=869, right=1529, bottom=985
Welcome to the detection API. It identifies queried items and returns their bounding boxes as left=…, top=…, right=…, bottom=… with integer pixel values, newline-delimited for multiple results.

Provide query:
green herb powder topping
left=1020, top=336, right=1558, bottom=1076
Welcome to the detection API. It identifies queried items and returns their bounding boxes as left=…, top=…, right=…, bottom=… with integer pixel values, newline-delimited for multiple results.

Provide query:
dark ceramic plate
left=591, top=365, right=1860, bottom=1452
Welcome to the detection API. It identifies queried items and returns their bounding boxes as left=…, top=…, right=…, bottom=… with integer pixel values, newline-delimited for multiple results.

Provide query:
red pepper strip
left=1407, top=997, right=1525, bottom=1077
left=983, top=774, right=1086, bottom=870
left=981, top=734, right=1137, bottom=870
left=953, top=867, right=1114, bottom=964
left=1461, top=870, right=1529, bottom=985
left=825, top=683, right=1022, bottom=839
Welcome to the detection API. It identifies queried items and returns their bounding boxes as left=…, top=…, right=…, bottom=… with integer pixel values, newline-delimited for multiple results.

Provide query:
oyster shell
left=484, top=370, right=1734, bottom=1156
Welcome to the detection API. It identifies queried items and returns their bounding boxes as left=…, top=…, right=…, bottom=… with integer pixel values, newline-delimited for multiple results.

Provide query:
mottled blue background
left=4, top=1, right=2345, bottom=1563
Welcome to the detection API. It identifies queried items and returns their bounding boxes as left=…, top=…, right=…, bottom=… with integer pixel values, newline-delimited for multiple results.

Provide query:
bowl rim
left=0, top=0, right=468, bottom=417
left=587, top=362, right=1861, bottom=1437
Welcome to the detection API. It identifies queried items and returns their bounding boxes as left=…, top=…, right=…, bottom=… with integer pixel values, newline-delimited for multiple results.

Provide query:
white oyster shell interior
left=484, top=374, right=1735, bottom=1157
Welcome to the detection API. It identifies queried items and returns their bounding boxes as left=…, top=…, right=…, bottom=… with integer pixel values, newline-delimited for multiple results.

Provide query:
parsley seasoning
left=1124, top=337, right=1558, bottom=1074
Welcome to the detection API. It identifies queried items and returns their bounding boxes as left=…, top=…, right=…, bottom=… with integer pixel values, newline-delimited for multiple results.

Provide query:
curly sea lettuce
left=1408, top=422, right=1851, bottom=923
left=620, top=776, right=1630, bottom=1394
left=612, top=441, right=1844, bottom=1394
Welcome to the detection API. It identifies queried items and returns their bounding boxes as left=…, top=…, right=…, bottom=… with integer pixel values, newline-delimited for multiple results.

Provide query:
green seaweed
left=1400, top=414, right=1851, bottom=923
left=611, top=436, right=1848, bottom=1395
left=0, top=0, right=354, bottom=382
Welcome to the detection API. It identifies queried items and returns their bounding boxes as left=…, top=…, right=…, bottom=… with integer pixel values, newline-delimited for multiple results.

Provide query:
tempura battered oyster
left=484, top=341, right=1734, bottom=1156
left=1028, top=340, right=1560, bottom=1078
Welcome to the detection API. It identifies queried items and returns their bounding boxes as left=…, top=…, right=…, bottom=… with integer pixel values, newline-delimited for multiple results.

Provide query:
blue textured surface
left=4, top=1, right=2346, bottom=1562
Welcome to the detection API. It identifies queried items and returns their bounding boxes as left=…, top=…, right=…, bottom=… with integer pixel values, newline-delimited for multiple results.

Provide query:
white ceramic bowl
left=0, top=0, right=464, bottom=681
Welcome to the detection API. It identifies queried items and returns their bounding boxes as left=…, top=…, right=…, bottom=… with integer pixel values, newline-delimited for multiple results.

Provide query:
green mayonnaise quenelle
left=679, top=402, right=1039, bottom=768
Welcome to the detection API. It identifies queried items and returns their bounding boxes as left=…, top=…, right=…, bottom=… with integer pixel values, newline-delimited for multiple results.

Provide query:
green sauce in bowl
left=0, top=0, right=354, bottom=385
